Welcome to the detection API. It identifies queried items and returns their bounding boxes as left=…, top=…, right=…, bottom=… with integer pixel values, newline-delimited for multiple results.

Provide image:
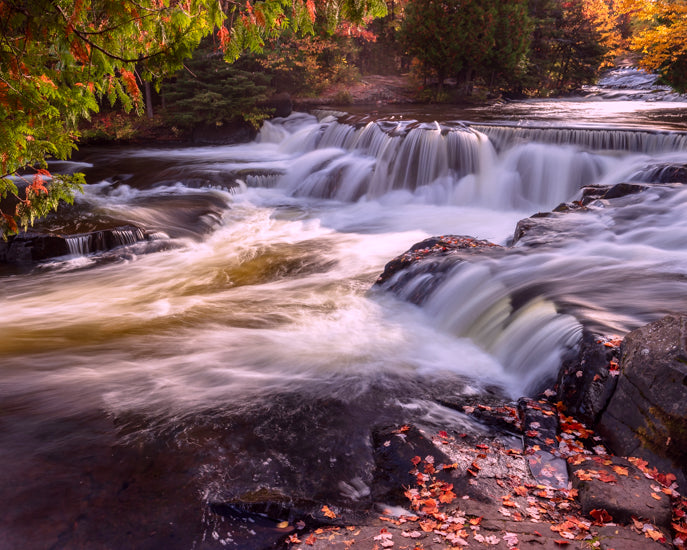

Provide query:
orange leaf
left=645, top=528, right=666, bottom=542
left=304, top=533, right=317, bottom=545
left=598, top=471, right=617, bottom=483
left=438, top=489, right=456, bottom=504
left=419, top=519, right=437, bottom=532
left=590, top=509, right=613, bottom=523
left=321, top=505, right=337, bottom=519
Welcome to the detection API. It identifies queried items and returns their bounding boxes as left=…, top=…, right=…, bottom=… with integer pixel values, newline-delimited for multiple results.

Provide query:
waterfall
left=474, top=124, right=687, bottom=154
left=254, top=114, right=687, bottom=211
left=65, top=227, right=146, bottom=257
left=66, top=235, right=92, bottom=256
left=387, top=260, right=583, bottom=394
left=272, top=118, right=484, bottom=201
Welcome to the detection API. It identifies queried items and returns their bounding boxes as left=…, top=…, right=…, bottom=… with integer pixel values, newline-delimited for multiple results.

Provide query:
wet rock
left=0, top=232, right=69, bottom=262
left=370, top=424, right=459, bottom=505
left=632, top=162, right=687, bottom=184
left=511, top=212, right=592, bottom=247
left=518, top=398, right=569, bottom=488
left=569, top=455, right=672, bottom=528
left=0, top=225, right=148, bottom=264
left=373, top=235, right=502, bottom=304
left=557, top=332, right=621, bottom=427
left=600, top=182, right=649, bottom=199
left=596, top=314, right=687, bottom=488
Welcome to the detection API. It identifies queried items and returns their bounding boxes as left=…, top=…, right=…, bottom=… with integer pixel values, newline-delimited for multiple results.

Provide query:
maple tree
left=0, top=0, right=386, bottom=238
left=619, top=0, right=687, bottom=92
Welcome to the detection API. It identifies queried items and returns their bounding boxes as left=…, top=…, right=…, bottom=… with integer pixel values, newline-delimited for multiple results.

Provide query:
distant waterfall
left=474, top=124, right=687, bottom=154
left=256, top=114, right=687, bottom=211
left=270, top=118, right=483, bottom=201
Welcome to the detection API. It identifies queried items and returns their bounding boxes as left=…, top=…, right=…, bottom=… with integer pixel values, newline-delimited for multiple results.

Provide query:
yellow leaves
left=620, top=0, right=687, bottom=72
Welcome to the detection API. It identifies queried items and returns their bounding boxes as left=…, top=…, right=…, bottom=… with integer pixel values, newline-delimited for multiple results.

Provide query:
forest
left=1, top=0, right=687, bottom=236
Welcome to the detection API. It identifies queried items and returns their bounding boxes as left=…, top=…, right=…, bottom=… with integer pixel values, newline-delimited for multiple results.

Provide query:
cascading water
left=3, top=94, right=687, bottom=548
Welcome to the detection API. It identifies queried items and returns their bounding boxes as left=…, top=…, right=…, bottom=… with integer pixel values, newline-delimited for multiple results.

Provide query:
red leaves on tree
left=120, top=69, right=140, bottom=103
left=218, top=25, right=231, bottom=51
left=305, top=0, right=316, bottom=22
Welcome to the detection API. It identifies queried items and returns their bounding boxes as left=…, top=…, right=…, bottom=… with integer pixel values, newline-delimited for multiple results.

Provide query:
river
left=2, top=69, right=687, bottom=549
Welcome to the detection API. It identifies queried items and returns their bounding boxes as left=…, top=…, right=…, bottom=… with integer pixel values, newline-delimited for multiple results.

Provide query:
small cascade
left=65, top=226, right=146, bottom=257
left=110, top=227, right=146, bottom=247
left=474, top=124, right=687, bottom=154
left=66, top=235, right=92, bottom=256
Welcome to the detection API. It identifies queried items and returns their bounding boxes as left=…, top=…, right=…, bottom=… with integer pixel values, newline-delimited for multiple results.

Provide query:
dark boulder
left=0, top=232, right=70, bottom=263
left=0, top=225, right=148, bottom=264
left=557, top=332, right=621, bottom=427
left=596, top=314, right=687, bottom=488
left=569, top=455, right=672, bottom=528
left=370, top=424, right=459, bottom=505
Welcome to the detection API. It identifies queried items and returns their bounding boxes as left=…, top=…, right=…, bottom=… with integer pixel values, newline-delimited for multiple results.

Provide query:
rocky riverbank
left=274, top=183, right=687, bottom=550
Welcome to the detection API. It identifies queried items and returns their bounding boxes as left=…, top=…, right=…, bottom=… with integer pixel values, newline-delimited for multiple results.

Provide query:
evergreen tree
left=400, top=0, right=529, bottom=95
left=163, top=40, right=273, bottom=131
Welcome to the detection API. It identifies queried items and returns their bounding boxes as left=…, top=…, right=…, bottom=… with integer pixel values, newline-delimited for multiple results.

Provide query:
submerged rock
left=0, top=232, right=70, bottom=262
left=374, top=235, right=502, bottom=305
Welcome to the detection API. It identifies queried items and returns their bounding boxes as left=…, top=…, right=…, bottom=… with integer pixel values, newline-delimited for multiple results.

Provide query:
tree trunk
left=144, top=81, right=154, bottom=119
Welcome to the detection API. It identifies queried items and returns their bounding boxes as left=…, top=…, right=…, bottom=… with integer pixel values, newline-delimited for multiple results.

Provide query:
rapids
left=2, top=79, right=687, bottom=548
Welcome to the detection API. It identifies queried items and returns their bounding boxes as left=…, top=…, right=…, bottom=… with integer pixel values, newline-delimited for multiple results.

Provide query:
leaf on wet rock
left=503, top=531, right=519, bottom=547
left=589, top=508, right=613, bottom=524
left=321, top=505, right=337, bottom=519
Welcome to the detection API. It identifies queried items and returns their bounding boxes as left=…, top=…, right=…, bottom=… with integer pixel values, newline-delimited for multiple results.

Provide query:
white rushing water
left=3, top=111, right=687, bottom=419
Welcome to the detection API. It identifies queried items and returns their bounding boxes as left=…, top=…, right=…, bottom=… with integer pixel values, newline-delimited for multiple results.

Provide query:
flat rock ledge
left=281, top=402, right=680, bottom=549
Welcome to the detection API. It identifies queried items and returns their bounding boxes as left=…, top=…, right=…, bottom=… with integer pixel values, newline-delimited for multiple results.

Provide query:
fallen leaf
left=322, top=505, right=337, bottom=519
left=503, top=531, right=519, bottom=547
left=590, top=509, right=613, bottom=523
left=645, top=528, right=665, bottom=542
left=419, top=519, right=437, bottom=532
left=650, top=493, right=662, bottom=501
left=611, top=465, right=629, bottom=476
left=598, top=471, right=617, bottom=483
left=304, top=533, right=317, bottom=545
